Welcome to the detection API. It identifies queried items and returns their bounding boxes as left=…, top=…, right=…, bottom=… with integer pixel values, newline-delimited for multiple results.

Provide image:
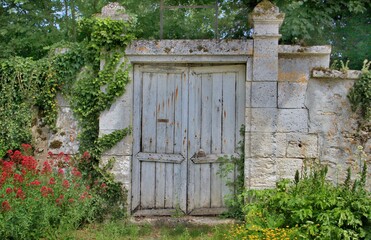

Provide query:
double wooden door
left=132, top=64, right=245, bottom=215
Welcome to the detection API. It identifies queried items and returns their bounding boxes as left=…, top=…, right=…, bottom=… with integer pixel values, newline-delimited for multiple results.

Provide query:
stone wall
left=37, top=1, right=370, bottom=211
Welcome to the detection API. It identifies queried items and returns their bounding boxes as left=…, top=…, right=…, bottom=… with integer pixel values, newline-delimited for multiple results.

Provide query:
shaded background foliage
left=0, top=0, right=370, bottom=68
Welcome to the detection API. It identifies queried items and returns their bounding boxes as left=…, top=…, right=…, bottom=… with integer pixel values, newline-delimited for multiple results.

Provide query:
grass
left=65, top=220, right=231, bottom=240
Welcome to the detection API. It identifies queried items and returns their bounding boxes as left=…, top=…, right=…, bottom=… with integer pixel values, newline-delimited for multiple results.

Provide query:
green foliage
left=348, top=60, right=371, bottom=120
left=94, top=128, right=132, bottom=158
left=79, top=17, right=136, bottom=52
left=0, top=57, right=43, bottom=157
left=0, top=147, right=99, bottom=239
left=218, top=125, right=245, bottom=220
left=0, top=15, right=135, bottom=220
left=0, top=0, right=66, bottom=59
left=237, top=159, right=371, bottom=239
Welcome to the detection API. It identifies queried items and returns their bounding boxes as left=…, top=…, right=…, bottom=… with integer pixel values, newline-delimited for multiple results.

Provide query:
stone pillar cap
left=251, top=0, right=285, bottom=22
left=99, top=2, right=130, bottom=21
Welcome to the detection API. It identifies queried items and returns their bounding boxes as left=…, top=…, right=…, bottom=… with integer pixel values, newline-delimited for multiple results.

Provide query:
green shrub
left=226, top=160, right=370, bottom=240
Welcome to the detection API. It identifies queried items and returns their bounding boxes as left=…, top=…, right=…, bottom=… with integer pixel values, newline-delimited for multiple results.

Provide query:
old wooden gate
left=132, top=64, right=245, bottom=215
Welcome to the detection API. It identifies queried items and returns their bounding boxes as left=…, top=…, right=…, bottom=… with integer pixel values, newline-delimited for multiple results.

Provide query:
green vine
left=218, top=125, right=245, bottom=220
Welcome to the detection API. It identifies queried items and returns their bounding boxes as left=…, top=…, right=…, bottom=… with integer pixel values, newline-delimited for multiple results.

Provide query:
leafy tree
left=0, top=0, right=369, bottom=68
left=0, top=0, right=65, bottom=59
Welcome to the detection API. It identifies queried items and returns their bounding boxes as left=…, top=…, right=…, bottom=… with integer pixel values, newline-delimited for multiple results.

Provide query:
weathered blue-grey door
left=132, top=64, right=245, bottom=215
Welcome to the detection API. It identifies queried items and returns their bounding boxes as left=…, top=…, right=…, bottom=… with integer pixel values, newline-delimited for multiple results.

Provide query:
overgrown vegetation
left=224, top=157, right=370, bottom=240
left=0, top=14, right=135, bottom=224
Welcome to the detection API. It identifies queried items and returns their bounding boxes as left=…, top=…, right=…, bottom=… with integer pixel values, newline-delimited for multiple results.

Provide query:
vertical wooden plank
left=235, top=66, right=246, bottom=145
left=178, top=69, right=188, bottom=213
left=221, top=72, right=237, bottom=204
left=188, top=69, right=202, bottom=212
left=141, top=71, right=158, bottom=209
left=142, top=72, right=157, bottom=152
left=132, top=65, right=143, bottom=210
left=211, top=72, right=223, bottom=207
left=155, top=72, right=168, bottom=209
left=201, top=74, right=212, bottom=153
left=165, top=73, right=175, bottom=208
left=200, top=74, right=212, bottom=208
left=156, top=72, right=167, bottom=153
left=141, top=162, right=156, bottom=208
left=222, top=72, right=236, bottom=154
left=165, top=163, right=174, bottom=208
left=210, top=163, right=222, bottom=207
left=155, top=162, right=165, bottom=208
left=165, top=74, right=175, bottom=153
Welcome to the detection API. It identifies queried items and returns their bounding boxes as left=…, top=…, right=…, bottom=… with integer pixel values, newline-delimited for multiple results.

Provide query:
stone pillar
left=245, top=1, right=285, bottom=189
left=98, top=3, right=133, bottom=205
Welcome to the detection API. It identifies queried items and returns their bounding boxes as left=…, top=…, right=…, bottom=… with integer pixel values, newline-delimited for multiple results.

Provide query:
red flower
left=2, top=161, right=14, bottom=173
left=41, top=186, right=54, bottom=197
left=68, top=198, right=74, bottom=203
left=101, top=183, right=107, bottom=189
left=42, top=161, right=52, bottom=174
left=49, top=177, right=56, bottom=185
left=82, top=151, right=90, bottom=161
left=21, top=143, right=32, bottom=152
left=5, top=188, right=12, bottom=194
left=30, top=180, right=41, bottom=186
left=10, top=150, right=23, bottom=164
left=72, top=167, right=82, bottom=177
left=62, top=179, right=70, bottom=189
left=64, top=154, right=71, bottom=162
left=56, top=194, right=64, bottom=205
left=16, top=188, right=25, bottom=199
left=58, top=168, right=64, bottom=175
left=7, top=150, right=13, bottom=156
left=1, top=200, right=11, bottom=211
left=0, top=172, right=8, bottom=187
left=21, top=156, right=38, bottom=171
left=13, top=173, right=24, bottom=183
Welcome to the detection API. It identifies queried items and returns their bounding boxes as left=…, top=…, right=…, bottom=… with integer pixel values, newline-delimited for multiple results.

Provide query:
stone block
left=99, top=90, right=132, bottom=131
left=278, top=82, right=307, bottom=109
left=249, top=133, right=286, bottom=157
left=253, top=57, right=278, bottom=81
left=277, top=109, right=308, bottom=132
left=276, top=158, right=303, bottom=180
left=305, top=78, right=357, bottom=133
left=248, top=158, right=277, bottom=189
left=278, top=56, right=330, bottom=82
left=249, top=108, right=278, bottom=132
left=286, top=133, right=318, bottom=158
left=251, top=82, right=277, bottom=108
left=101, top=155, right=131, bottom=188
left=254, top=39, right=278, bottom=54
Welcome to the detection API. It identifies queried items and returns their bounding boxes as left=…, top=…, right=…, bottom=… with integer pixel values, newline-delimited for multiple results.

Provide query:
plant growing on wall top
left=348, top=60, right=371, bottom=121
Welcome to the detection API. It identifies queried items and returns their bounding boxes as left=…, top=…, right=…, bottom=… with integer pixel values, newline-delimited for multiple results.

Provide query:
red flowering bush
left=0, top=144, right=100, bottom=239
